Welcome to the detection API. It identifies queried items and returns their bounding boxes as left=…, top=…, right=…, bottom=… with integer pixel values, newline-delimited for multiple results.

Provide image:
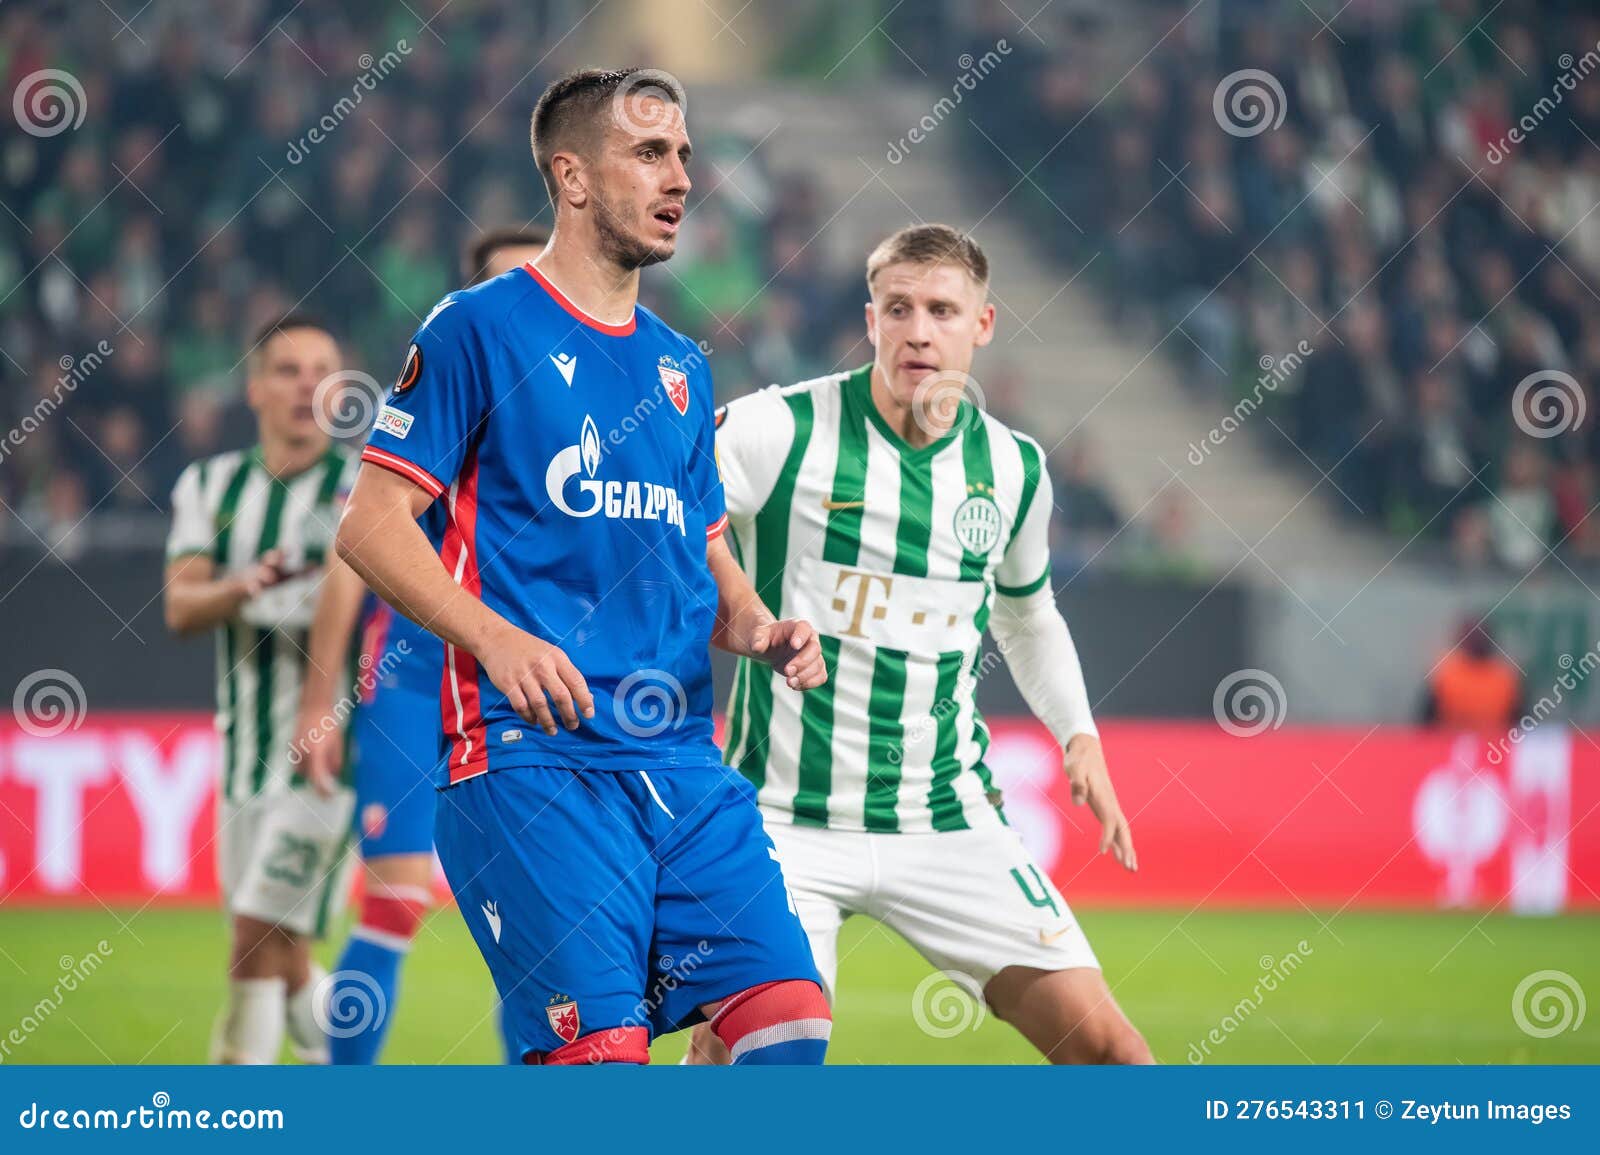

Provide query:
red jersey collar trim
left=522, top=263, right=637, bottom=336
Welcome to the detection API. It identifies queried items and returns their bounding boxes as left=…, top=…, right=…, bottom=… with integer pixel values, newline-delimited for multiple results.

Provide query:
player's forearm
left=335, top=479, right=515, bottom=661
left=163, top=572, right=249, bottom=635
left=299, top=557, right=366, bottom=715
left=990, top=588, right=1098, bottom=746
left=706, top=534, right=774, bottom=657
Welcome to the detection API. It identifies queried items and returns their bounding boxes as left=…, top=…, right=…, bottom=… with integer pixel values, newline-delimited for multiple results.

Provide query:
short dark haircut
left=247, top=312, right=333, bottom=372
left=462, top=224, right=552, bottom=285
left=866, top=224, right=989, bottom=290
left=530, top=68, right=685, bottom=204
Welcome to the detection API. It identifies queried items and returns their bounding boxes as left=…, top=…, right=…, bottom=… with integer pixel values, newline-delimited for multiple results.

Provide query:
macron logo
left=482, top=900, right=502, bottom=943
left=550, top=352, right=577, bottom=386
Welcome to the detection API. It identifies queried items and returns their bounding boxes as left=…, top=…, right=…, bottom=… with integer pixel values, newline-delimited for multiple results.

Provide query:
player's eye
left=639, top=147, right=659, bottom=161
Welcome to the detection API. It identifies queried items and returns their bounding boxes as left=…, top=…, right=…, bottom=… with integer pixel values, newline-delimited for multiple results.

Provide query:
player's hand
left=751, top=618, right=827, bottom=690
left=237, top=548, right=290, bottom=599
left=291, top=707, right=342, bottom=798
left=480, top=624, right=595, bottom=736
left=1063, top=734, right=1137, bottom=873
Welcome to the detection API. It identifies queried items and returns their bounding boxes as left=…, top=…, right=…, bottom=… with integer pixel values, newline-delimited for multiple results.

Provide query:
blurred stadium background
left=1, top=0, right=1596, bottom=1063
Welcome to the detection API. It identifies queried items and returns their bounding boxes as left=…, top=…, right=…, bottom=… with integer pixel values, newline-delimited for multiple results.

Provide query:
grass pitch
left=0, top=906, right=1593, bottom=1064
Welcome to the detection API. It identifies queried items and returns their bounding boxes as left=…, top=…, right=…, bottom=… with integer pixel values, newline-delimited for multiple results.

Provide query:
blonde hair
left=865, top=224, right=989, bottom=290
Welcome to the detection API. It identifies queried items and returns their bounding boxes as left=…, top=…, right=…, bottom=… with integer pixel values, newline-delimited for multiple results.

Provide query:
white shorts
left=218, top=786, right=356, bottom=938
left=766, top=818, right=1099, bottom=998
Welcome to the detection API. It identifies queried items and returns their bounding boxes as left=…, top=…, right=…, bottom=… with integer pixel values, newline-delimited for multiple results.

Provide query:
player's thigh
left=432, top=767, right=655, bottom=1054
left=352, top=686, right=440, bottom=861
left=871, top=823, right=1098, bottom=988
left=648, top=770, right=824, bottom=1032
left=232, top=785, right=357, bottom=939
left=216, top=794, right=266, bottom=908
left=766, top=821, right=868, bottom=1000
left=984, top=965, right=1151, bottom=1064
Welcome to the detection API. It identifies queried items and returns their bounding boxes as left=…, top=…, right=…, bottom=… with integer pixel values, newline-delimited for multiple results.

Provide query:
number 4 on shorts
left=1009, top=865, right=1059, bottom=917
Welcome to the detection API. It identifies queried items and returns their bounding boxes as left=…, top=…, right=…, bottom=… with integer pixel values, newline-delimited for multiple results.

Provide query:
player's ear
left=864, top=300, right=878, bottom=348
left=551, top=151, right=588, bottom=208
left=972, top=300, right=996, bottom=348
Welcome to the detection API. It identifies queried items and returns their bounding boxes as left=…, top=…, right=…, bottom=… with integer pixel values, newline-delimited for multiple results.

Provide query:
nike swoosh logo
left=1039, top=925, right=1076, bottom=944
left=821, top=499, right=865, bottom=510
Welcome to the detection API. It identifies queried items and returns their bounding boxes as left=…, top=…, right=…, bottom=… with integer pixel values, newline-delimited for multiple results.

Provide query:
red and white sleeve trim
left=705, top=512, right=729, bottom=540
left=362, top=446, right=446, bottom=499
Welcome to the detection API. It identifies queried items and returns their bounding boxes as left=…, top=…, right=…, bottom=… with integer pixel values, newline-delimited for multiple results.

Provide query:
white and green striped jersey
left=717, top=365, right=1054, bottom=833
left=166, top=446, right=358, bottom=803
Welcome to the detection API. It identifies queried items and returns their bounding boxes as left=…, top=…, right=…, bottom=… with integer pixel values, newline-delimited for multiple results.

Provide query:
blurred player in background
left=690, top=225, right=1152, bottom=1065
left=163, top=315, right=360, bottom=1064
left=295, top=225, right=550, bottom=1065
left=334, top=69, right=831, bottom=1064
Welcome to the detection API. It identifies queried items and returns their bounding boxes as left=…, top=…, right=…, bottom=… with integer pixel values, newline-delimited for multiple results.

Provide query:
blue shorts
left=435, top=765, right=819, bottom=1058
left=351, top=681, right=441, bottom=858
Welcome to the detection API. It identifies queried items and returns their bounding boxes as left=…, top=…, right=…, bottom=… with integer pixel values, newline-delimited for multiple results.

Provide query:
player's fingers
left=544, top=676, right=579, bottom=731
left=787, top=654, right=826, bottom=689
left=555, top=654, right=595, bottom=719
left=784, top=634, right=822, bottom=677
left=505, top=682, right=536, bottom=726
left=529, top=694, right=559, bottom=737
left=786, top=620, right=812, bottom=651
left=1117, top=823, right=1138, bottom=873
left=749, top=622, right=771, bottom=655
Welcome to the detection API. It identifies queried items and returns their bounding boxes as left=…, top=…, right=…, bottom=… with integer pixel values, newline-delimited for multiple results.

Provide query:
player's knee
left=1055, top=1019, right=1152, bottom=1066
left=1100, top=1023, right=1153, bottom=1065
left=529, top=1026, right=649, bottom=1066
left=353, top=886, right=429, bottom=949
left=710, top=979, right=831, bottom=1064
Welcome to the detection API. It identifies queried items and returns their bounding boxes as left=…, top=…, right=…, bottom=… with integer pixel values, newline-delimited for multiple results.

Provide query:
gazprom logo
left=545, top=414, right=686, bottom=534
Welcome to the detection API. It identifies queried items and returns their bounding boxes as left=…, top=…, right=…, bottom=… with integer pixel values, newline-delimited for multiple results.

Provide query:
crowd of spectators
left=0, top=2, right=874, bottom=555
left=956, top=0, right=1600, bottom=574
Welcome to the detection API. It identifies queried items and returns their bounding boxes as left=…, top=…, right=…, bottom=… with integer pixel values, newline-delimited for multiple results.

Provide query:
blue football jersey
left=361, top=263, right=729, bottom=787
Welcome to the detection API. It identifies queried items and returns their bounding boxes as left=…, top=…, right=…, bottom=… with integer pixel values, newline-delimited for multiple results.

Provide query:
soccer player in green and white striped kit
left=164, top=315, right=359, bottom=1063
left=691, top=225, right=1151, bottom=1064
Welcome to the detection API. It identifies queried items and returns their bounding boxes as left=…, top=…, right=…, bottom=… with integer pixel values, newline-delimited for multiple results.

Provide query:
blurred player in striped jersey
left=293, top=225, right=549, bottom=1064
left=164, top=314, right=360, bottom=1063
left=690, top=225, right=1152, bottom=1064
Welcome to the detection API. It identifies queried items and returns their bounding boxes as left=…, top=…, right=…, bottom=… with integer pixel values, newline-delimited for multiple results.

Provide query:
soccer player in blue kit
left=334, top=69, right=832, bottom=1065
left=295, top=226, right=553, bottom=1065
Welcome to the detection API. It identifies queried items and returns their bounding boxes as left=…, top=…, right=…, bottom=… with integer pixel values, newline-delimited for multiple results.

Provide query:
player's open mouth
left=653, top=205, right=683, bottom=233
left=899, top=359, right=938, bottom=376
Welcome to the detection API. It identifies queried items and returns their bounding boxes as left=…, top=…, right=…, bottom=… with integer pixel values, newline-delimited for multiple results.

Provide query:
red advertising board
left=0, top=715, right=1594, bottom=911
